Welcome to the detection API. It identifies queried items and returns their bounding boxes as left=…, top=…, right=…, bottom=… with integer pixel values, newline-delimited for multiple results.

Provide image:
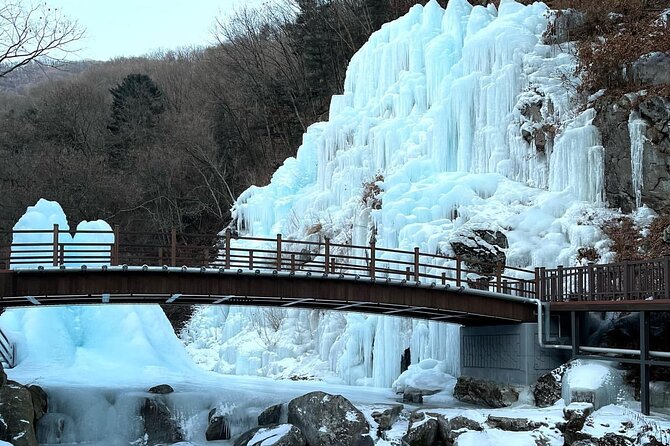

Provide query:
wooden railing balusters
left=52, top=224, right=59, bottom=267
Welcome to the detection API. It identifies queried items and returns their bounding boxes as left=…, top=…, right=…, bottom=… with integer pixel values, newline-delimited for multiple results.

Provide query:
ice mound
left=392, top=359, right=456, bottom=394
left=561, top=360, right=626, bottom=410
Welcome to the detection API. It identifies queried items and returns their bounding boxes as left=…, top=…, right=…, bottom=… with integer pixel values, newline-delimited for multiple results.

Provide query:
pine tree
left=108, top=73, right=165, bottom=166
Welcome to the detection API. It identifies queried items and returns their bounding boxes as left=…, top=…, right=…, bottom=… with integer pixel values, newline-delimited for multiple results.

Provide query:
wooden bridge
left=1, top=225, right=669, bottom=414
left=1, top=226, right=669, bottom=322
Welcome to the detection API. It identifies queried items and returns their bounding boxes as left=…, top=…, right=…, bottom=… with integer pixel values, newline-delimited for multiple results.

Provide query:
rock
left=595, top=94, right=670, bottom=213
left=533, top=363, right=571, bottom=407
left=403, top=387, right=439, bottom=404
left=0, top=380, right=38, bottom=446
left=629, top=52, right=670, bottom=86
left=371, top=404, right=403, bottom=432
left=563, top=402, right=594, bottom=432
left=287, top=391, right=370, bottom=446
left=450, top=229, right=508, bottom=276
left=235, top=424, right=306, bottom=446
left=0, top=363, right=6, bottom=387
left=446, top=416, right=482, bottom=443
left=548, top=8, right=586, bottom=45
left=148, top=384, right=174, bottom=394
left=258, top=403, right=283, bottom=426
left=402, top=411, right=438, bottom=446
left=453, top=376, right=518, bottom=408
left=139, top=397, right=184, bottom=445
left=206, top=408, right=231, bottom=441
left=28, top=385, right=48, bottom=421
left=485, top=415, right=545, bottom=431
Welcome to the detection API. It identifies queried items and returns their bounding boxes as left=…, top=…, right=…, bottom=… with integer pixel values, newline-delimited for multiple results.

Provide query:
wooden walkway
left=1, top=226, right=669, bottom=320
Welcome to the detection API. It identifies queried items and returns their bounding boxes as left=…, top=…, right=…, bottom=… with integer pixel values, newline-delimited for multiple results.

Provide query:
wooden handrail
left=3, top=226, right=670, bottom=303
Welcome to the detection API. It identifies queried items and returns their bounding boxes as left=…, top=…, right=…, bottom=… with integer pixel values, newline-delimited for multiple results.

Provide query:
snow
left=455, top=427, right=563, bottom=446
left=391, top=359, right=456, bottom=395
left=247, top=424, right=293, bottom=446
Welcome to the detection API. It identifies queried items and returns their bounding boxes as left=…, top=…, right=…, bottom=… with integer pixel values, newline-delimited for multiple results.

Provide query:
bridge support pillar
left=461, top=323, right=569, bottom=385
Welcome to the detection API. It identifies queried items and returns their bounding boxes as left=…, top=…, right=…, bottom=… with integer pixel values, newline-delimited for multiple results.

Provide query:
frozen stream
left=22, top=374, right=401, bottom=446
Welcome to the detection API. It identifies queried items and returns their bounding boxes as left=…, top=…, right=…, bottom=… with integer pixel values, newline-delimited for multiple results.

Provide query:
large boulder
left=235, top=424, right=306, bottom=446
left=0, top=381, right=38, bottom=446
left=445, top=416, right=482, bottom=444
left=139, top=397, right=184, bottom=445
left=28, top=385, right=48, bottom=421
left=206, top=408, right=231, bottom=441
left=533, top=362, right=571, bottom=407
left=258, top=403, right=283, bottom=426
left=485, top=415, right=545, bottom=431
left=371, top=404, right=403, bottom=433
left=287, top=391, right=371, bottom=446
left=450, top=229, right=507, bottom=276
left=453, top=377, right=518, bottom=408
left=402, top=412, right=438, bottom=446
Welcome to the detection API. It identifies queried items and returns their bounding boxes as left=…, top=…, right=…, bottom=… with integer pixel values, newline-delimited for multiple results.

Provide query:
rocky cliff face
left=596, top=93, right=670, bottom=214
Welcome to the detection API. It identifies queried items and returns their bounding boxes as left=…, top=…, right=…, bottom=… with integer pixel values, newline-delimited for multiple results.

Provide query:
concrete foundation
left=460, top=323, right=569, bottom=385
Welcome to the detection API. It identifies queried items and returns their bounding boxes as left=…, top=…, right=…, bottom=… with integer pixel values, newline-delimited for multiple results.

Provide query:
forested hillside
left=0, top=0, right=431, bottom=236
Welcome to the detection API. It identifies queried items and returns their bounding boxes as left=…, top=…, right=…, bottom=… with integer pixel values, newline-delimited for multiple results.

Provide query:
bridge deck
left=0, top=268, right=536, bottom=326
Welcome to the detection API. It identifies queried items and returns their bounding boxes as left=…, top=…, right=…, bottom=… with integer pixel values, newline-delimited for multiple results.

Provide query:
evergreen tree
left=108, top=73, right=165, bottom=166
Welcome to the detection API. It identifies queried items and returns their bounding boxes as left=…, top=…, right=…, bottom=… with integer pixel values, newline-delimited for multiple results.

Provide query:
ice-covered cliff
left=184, top=0, right=618, bottom=387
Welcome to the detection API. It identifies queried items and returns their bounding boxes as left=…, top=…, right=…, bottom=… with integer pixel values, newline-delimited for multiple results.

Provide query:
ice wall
left=233, top=0, right=607, bottom=265
left=11, top=199, right=114, bottom=268
left=2, top=200, right=200, bottom=384
left=213, top=0, right=616, bottom=388
left=182, top=306, right=460, bottom=388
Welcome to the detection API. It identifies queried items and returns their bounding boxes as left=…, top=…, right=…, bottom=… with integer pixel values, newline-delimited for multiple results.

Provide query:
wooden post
left=557, top=265, right=564, bottom=302
left=623, top=261, right=631, bottom=300
left=587, top=263, right=595, bottom=301
left=441, top=272, right=446, bottom=285
left=324, top=238, right=330, bottom=273
left=225, top=228, right=231, bottom=269
left=331, top=257, right=336, bottom=273
left=52, top=224, right=59, bottom=267
left=496, top=262, right=502, bottom=293
left=663, top=256, right=670, bottom=300
left=291, top=254, right=295, bottom=272
left=59, top=244, right=65, bottom=266
left=456, top=256, right=462, bottom=287
left=370, top=241, right=376, bottom=279
left=249, top=250, right=254, bottom=270
left=534, top=267, right=542, bottom=301
left=276, top=234, right=282, bottom=270
left=414, top=247, right=420, bottom=282
left=170, top=228, right=177, bottom=267
left=112, top=224, right=120, bottom=266
left=405, top=267, right=411, bottom=281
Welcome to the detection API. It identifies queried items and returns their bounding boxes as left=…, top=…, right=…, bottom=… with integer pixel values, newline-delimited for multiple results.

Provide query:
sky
left=50, top=0, right=260, bottom=61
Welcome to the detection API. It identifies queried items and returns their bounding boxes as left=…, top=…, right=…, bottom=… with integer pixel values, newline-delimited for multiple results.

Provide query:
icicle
left=628, top=110, right=648, bottom=209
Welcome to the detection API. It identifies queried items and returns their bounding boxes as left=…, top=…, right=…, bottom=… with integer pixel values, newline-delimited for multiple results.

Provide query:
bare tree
left=0, top=1, right=84, bottom=78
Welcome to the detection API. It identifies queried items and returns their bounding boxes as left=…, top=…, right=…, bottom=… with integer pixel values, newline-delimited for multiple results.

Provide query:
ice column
left=628, top=110, right=647, bottom=209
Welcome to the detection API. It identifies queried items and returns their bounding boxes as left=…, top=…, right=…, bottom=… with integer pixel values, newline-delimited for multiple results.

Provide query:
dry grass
left=545, top=0, right=670, bottom=93
left=603, top=214, right=670, bottom=262
left=361, top=174, right=384, bottom=210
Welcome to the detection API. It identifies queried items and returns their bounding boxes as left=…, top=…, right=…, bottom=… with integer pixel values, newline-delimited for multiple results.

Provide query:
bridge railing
left=0, top=226, right=537, bottom=298
left=538, top=258, right=670, bottom=302
left=0, top=327, right=14, bottom=368
left=6, top=226, right=669, bottom=302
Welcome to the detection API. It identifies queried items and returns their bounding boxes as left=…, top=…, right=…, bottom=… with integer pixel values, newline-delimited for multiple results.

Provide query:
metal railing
left=0, top=327, right=14, bottom=369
